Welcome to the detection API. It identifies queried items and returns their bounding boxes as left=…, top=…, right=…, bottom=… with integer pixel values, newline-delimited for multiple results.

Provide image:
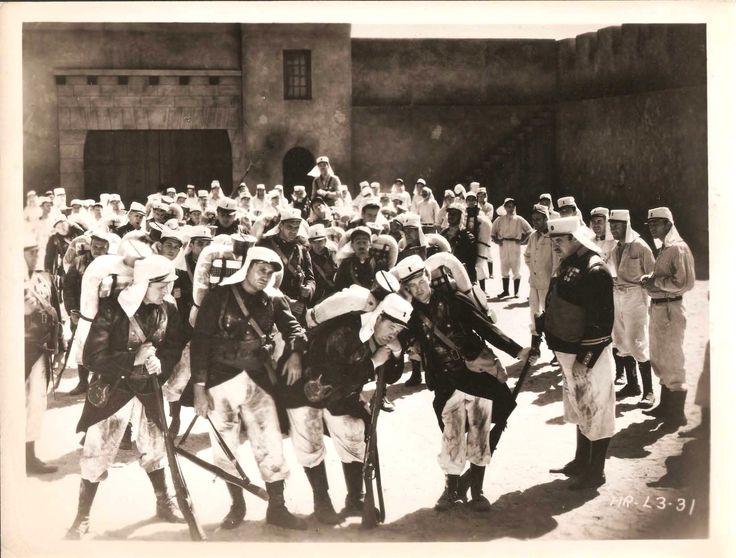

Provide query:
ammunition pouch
left=212, top=337, right=272, bottom=371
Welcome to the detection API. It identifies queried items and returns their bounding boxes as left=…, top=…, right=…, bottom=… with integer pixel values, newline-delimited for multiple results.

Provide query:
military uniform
left=545, top=217, right=615, bottom=489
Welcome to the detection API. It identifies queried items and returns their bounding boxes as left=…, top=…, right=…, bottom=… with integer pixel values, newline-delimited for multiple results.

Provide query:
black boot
left=638, top=361, right=655, bottom=408
left=26, top=441, right=58, bottom=475
left=643, top=385, right=670, bottom=418
left=304, top=463, right=341, bottom=525
left=679, top=407, right=709, bottom=438
left=266, top=480, right=307, bottom=530
left=221, top=482, right=246, bottom=530
left=67, top=365, right=90, bottom=396
left=488, top=261, right=494, bottom=279
left=479, top=279, right=486, bottom=293
left=512, top=278, right=521, bottom=298
left=435, top=474, right=463, bottom=511
left=65, top=479, right=99, bottom=539
left=405, top=360, right=423, bottom=387
left=616, top=357, right=641, bottom=400
left=147, top=468, right=185, bottom=523
left=569, top=437, right=610, bottom=490
left=341, top=461, right=365, bottom=517
left=119, top=423, right=133, bottom=450
left=169, top=401, right=182, bottom=438
left=466, top=464, right=492, bottom=512
left=661, top=390, right=688, bottom=429
left=550, top=427, right=590, bottom=477
left=613, top=349, right=625, bottom=385
left=497, top=278, right=510, bottom=298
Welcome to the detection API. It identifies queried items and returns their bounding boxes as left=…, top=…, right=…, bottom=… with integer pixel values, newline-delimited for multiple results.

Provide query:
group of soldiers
left=23, top=154, right=699, bottom=539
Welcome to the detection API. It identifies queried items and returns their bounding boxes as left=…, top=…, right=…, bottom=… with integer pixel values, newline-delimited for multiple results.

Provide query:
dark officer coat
left=77, top=298, right=184, bottom=432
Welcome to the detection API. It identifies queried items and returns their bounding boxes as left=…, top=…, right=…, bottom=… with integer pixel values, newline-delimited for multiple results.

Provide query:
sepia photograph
left=2, top=2, right=733, bottom=557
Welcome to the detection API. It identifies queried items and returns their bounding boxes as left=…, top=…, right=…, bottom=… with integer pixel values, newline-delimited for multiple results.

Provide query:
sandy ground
left=14, top=247, right=711, bottom=548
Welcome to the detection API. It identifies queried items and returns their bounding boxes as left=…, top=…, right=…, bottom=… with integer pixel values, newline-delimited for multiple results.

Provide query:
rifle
left=174, top=415, right=268, bottom=500
left=150, top=374, right=207, bottom=541
left=52, top=324, right=77, bottom=394
left=361, top=364, right=387, bottom=529
left=488, top=354, right=536, bottom=454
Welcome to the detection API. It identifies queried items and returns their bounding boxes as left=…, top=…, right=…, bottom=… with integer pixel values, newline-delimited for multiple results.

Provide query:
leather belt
left=651, top=296, right=682, bottom=305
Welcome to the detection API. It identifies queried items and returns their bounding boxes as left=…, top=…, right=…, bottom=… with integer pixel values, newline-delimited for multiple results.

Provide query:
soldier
left=284, top=293, right=412, bottom=523
left=545, top=217, right=615, bottom=490
left=310, top=156, right=341, bottom=206
left=415, top=186, right=441, bottom=232
left=214, top=197, right=239, bottom=236
left=640, top=207, right=695, bottom=429
left=334, top=226, right=380, bottom=291
left=589, top=207, right=617, bottom=265
left=66, top=255, right=186, bottom=539
left=62, top=230, right=116, bottom=395
left=390, top=178, right=412, bottom=210
left=308, top=224, right=338, bottom=304
left=393, top=255, right=533, bottom=511
left=607, top=210, right=656, bottom=407
left=538, top=193, right=560, bottom=219
left=524, top=204, right=558, bottom=356
left=257, top=207, right=315, bottom=323
left=346, top=197, right=381, bottom=230
left=24, top=233, right=63, bottom=475
left=491, top=198, right=532, bottom=298
left=115, top=201, right=147, bottom=237
left=190, top=247, right=308, bottom=530
left=291, top=185, right=311, bottom=220
left=207, top=180, right=224, bottom=213
left=308, top=196, right=335, bottom=228
left=396, top=212, right=429, bottom=262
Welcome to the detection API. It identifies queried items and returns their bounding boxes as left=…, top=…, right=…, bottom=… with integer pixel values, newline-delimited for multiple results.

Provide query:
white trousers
left=499, top=241, right=522, bottom=279
left=612, top=287, right=650, bottom=362
left=557, top=345, right=616, bottom=440
left=162, top=341, right=191, bottom=402
left=649, top=300, right=688, bottom=391
left=529, top=287, right=549, bottom=334
left=208, top=371, right=289, bottom=483
left=26, top=355, right=48, bottom=442
left=438, top=391, right=493, bottom=475
left=81, top=398, right=165, bottom=482
left=287, top=406, right=365, bottom=468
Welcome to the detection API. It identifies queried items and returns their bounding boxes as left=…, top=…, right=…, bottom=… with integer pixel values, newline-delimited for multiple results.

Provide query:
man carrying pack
left=257, top=207, right=315, bottom=323
left=283, top=293, right=412, bottom=523
left=393, top=255, right=533, bottom=512
left=491, top=198, right=532, bottom=299
left=308, top=224, right=338, bottom=304
left=66, top=255, right=186, bottom=539
left=190, top=247, right=309, bottom=531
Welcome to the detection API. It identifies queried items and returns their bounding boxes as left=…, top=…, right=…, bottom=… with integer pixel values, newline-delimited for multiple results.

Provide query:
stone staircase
left=459, top=108, right=555, bottom=211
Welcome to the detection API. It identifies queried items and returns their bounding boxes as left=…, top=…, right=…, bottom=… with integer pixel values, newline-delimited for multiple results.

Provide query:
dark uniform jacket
left=215, top=221, right=239, bottom=236
left=44, top=227, right=83, bottom=274
left=334, top=256, right=377, bottom=291
left=544, top=249, right=614, bottom=367
left=402, top=287, right=522, bottom=427
left=282, top=313, right=404, bottom=419
left=257, top=236, right=316, bottom=306
left=189, top=284, right=308, bottom=397
left=77, top=298, right=184, bottom=432
left=292, top=198, right=311, bottom=220
left=309, top=249, right=338, bottom=304
left=311, top=175, right=340, bottom=206
left=115, top=222, right=141, bottom=237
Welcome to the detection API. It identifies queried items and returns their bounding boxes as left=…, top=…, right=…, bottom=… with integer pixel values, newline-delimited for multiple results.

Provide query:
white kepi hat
left=359, top=292, right=414, bottom=354
left=547, top=216, right=601, bottom=253
left=609, top=209, right=639, bottom=244
left=118, top=254, right=177, bottom=317
left=220, top=246, right=283, bottom=287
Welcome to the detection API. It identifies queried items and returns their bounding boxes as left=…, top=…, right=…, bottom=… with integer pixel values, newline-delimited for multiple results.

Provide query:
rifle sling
left=230, top=286, right=278, bottom=384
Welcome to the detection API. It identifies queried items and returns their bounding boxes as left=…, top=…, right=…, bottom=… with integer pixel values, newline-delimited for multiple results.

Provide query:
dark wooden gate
left=282, top=146, right=315, bottom=199
left=84, top=130, right=233, bottom=204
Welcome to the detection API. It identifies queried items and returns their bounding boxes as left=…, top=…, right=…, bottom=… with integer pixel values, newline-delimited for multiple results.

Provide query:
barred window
left=283, top=50, right=311, bottom=100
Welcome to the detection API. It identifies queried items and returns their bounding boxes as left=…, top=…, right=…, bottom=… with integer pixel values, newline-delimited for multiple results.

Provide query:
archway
left=282, top=146, right=315, bottom=199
